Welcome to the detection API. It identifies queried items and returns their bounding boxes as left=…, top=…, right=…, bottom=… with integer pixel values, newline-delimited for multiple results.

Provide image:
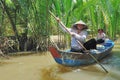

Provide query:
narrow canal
left=0, top=39, right=120, bottom=80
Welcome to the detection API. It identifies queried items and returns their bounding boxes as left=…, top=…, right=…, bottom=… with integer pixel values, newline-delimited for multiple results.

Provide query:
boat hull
left=49, top=40, right=114, bottom=67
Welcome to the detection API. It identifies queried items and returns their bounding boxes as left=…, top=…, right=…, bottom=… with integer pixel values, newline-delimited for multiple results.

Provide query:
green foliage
left=51, top=0, right=120, bottom=39
left=0, top=0, right=120, bottom=40
left=5, top=0, right=15, bottom=9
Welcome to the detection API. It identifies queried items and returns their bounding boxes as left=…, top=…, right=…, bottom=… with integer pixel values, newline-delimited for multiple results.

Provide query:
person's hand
left=71, top=32, right=76, bottom=37
left=56, top=17, right=60, bottom=22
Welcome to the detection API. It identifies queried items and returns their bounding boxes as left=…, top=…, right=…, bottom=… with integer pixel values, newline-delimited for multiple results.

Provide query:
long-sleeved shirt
left=59, top=23, right=88, bottom=50
left=97, top=33, right=106, bottom=40
left=70, top=29, right=87, bottom=50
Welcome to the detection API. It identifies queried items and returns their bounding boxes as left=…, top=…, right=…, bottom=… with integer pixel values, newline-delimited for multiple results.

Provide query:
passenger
left=96, top=29, right=106, bottom=44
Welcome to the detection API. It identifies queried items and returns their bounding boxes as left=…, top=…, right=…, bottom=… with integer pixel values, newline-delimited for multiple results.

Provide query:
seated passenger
left=96, top=29, right=106, bottom=44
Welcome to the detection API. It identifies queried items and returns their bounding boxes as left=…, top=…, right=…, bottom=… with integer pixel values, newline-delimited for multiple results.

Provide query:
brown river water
left=0, top=49, right=120, bottom=80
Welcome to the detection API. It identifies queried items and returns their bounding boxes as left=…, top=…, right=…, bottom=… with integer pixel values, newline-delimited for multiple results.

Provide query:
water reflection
left=41, top=51, right=120, bottom=80
left=101, top=51, right=120, bottom=80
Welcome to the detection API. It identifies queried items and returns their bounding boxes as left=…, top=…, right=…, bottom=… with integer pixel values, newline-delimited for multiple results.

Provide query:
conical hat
left=72, top=20, right=88, bottom=29
left=74, top=20, right=87, bottom=26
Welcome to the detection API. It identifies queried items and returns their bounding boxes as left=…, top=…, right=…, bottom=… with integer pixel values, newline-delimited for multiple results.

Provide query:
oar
left=49, top=10, right=108, bottom=73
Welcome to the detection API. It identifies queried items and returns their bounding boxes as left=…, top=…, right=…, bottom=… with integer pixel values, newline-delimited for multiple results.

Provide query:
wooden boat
left=49, top=39, right=114, bottom=67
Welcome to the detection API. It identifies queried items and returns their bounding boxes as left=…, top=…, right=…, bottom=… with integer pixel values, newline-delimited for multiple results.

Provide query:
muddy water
left=0, top=53, right=55, bottom=80
left=40, top=50, right=120, bottom=80
left=0, top=50, right=120, bottom=80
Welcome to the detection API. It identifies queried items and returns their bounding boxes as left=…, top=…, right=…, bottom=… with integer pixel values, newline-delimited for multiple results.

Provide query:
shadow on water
left=40, top=50, right=120, bottom=80
left=40, top=64, right=107, bottom=80
left=90, top=49, right=120, bottom=80
left=40, top=64, right=71, bottom=80
left=101, top=50, right=120, bottom=80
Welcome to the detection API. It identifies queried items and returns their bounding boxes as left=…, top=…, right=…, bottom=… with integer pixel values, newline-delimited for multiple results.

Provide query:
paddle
left=49, top=11, right=108, bottom=73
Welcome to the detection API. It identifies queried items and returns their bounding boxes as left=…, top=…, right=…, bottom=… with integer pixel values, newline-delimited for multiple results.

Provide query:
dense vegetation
left=0, top=0, right=120, bottom=53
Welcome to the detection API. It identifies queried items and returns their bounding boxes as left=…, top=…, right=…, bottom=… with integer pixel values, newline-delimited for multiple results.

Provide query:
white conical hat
left=72, top=20, right=88, bottom=29
left=74, top=20, right=87, bottom=26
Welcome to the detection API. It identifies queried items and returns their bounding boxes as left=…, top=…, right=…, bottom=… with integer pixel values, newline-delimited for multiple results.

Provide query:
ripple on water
left=40, top=51, right=120, bottom=80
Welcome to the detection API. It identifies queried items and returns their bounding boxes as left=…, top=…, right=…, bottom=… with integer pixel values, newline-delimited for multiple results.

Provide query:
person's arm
left=102, top=33, right=106, bottom=39
left=71, top=30, right=87, bottom=42
left=58, top=22, right=71, bottom=32
left=56, top=17, right=71, bottom=33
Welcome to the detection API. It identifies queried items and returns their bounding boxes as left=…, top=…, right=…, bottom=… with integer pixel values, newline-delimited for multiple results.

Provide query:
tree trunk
left=0, top=0, right=19, bottom=39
